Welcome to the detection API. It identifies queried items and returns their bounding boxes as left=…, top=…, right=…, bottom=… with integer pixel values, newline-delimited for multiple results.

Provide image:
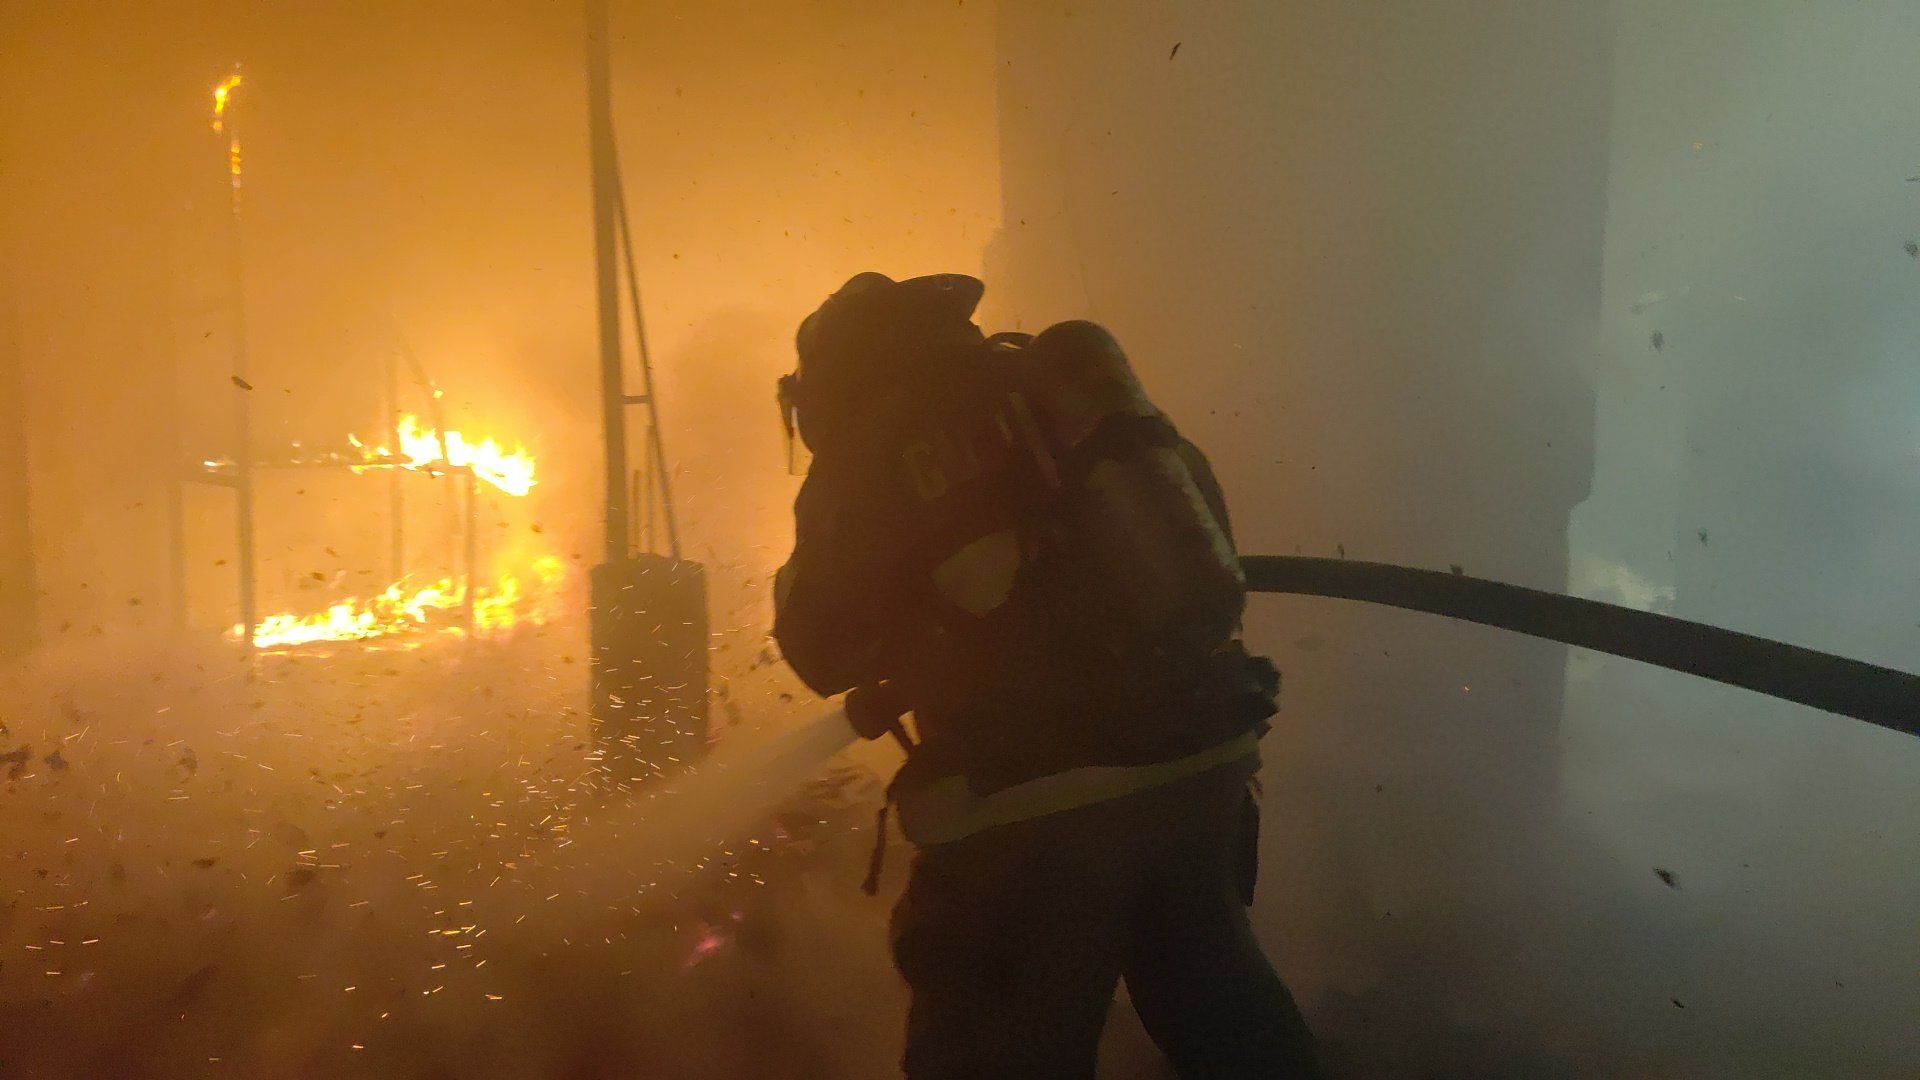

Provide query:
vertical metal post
left=163, top=284, right=188, bottom=630
left=641, top=423, right=657, bottom=555
left=587, top=0, right=629, bottom=563
left=614, top=186, right=680, bottom=560
left=224, top=87, right=256, bottom=654
left=628, top=465, right=641, bottom=557
left=446, top=470, right=459, bottom=578
left=462, top=468, right=477, bottom=635
left=584, top=2, right=708, bottom=775
left=0, top=294, right=35, bottom=657
left=386, top=347, right=404, bottom=579
left=165, top=477, right=187, bottom=629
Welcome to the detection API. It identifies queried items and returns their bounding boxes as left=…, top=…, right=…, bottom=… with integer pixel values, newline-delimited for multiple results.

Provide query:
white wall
left=1563, top=2, right=1920, bottom=1073
left=991, top=2, right=1918, bottom=1075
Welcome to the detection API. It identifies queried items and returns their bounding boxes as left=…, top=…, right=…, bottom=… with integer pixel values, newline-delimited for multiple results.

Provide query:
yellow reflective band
left=894, top=730, right=1262, bottom=846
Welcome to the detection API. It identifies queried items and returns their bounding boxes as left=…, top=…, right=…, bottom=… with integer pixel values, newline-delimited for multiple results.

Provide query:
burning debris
left=195, top=413, right=563, bottom=650
left=242, top=556, right=565, bottom=650
left=348, top=414, right=538, bottom=498
left=198, top=413, right=537, bottom=500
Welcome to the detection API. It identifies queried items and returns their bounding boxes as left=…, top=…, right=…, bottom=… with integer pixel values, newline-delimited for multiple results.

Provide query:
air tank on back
left=1022, top=320, right=1246, bottom=657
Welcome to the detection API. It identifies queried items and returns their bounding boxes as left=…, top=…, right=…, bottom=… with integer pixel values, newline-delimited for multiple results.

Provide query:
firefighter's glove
left=845, top=682, right=911, bottom=742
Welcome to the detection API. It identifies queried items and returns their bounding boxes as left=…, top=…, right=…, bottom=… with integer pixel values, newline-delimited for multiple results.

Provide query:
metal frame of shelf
left=176, top=456, right=479, bottom=651
left=173, top=351, right=481, bottom=654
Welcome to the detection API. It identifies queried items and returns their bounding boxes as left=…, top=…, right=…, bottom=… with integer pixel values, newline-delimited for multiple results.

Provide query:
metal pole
left=645, top=420, right=660, bottom=553
left=0, top=295, right=35, bottom=656
left=161, top=282, right=187, bottom=630
left=628, top=465, right=641, bottom=557
left=223, top=76, right=256, bottom=654
left=166, top=480, right=186, bottom=629
left=587, top=0, right=629, bottom=564
left=613, top=181, right=680, bottom=560
left=446, top=467, right=459, bottom=579
left=582, top=1, right=710, bottom=774
left=462, top=469, right=477, bottom=635
left=386, top=346, right=404, bottom=579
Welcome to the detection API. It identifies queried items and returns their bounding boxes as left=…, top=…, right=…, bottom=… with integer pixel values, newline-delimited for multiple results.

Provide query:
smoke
left=4, top=1, right=1917, bottom=1077
left=0, top=628, right=913, bottom=1079
left=989, top=2, right=1920, bottom=1076
left=0, top=2, right=991, bottom=1077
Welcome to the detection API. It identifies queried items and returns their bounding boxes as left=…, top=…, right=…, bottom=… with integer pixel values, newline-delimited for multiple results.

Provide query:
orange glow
left=351, top=415, right=537, bottom=497
left=237, top=414, right=552, bottom=649
left=211, top=71, right=242, bottom=134
left=245, top=576, right=461, bottom=649
left=241, top=557, right=565, bottom=650
left=212, top=70, right=243, bottom=190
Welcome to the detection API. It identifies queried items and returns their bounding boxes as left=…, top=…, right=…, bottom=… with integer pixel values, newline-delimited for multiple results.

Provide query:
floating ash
left=242, top=556, right=565, bottom=651
left=0, top=633, right=902, bottom=1079
left=545, top=706, right=859, bottom=892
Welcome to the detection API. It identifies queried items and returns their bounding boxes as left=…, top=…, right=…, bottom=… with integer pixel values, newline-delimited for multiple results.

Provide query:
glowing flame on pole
left=211, top=71, right=241, bottom=133
left=211, top=64, right=257, bottom=649
left=211, top=69, right=243, bottom=189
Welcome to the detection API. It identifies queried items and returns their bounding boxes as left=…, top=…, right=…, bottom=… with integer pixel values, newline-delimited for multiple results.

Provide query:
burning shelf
left=175, top=70, right=565, bottom=656
left=181, top=414, right=557, bottom=652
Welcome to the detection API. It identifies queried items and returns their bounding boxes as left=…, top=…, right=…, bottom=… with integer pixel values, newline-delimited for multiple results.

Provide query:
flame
left=246, top=577, right=462, bottom=650
left=212, top=70, right=243, bottom=190
left=242, top=557, right=565, bottom=650
left=355, top=415, right=537, bottom=497
left=211, top=71, right=242, bottom=134
left=236, top=414, right=553, bottom=650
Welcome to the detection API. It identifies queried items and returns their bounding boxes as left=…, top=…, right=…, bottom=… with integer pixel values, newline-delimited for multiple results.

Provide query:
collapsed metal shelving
left=172, top=350, right=482, bottom=652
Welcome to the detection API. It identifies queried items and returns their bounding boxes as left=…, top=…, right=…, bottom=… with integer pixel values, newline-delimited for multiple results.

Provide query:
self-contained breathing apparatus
left=776, top=275, right=1279, bottom=799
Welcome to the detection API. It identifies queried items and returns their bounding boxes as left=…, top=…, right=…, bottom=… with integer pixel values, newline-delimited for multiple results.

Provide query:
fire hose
left=843, top=556, right=1917, bottom=746
left=821, top=558, right=1911, bottom=884
left=1240, top=556, right=1919, bottom=738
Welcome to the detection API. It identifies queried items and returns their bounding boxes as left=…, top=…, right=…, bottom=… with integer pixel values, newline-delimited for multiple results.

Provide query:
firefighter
left=774, top=272, right=1323, bottom=1079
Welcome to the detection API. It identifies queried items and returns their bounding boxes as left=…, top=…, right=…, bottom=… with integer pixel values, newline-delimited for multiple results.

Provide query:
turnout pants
left=890, top=757, right=1323, bottom=1079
